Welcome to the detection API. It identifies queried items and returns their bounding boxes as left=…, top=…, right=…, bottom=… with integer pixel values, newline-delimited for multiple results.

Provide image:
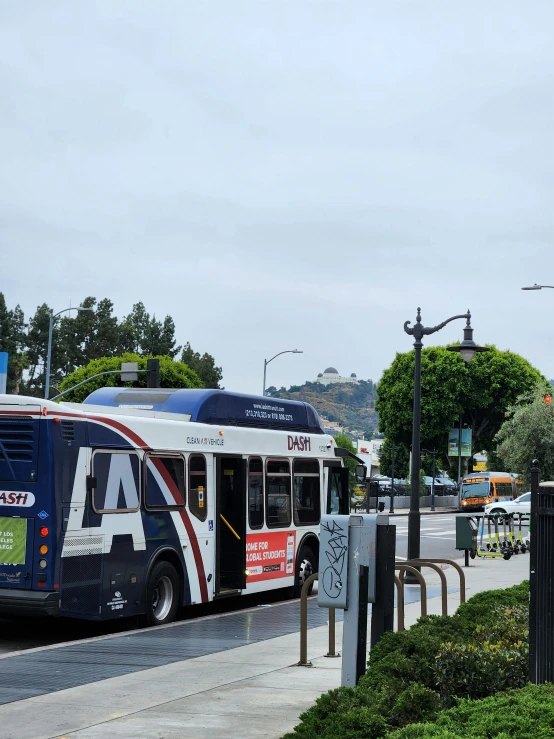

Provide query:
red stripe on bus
left=44, top=410, right=151, bottom=450
left=150, top=457, right=209, bottom=604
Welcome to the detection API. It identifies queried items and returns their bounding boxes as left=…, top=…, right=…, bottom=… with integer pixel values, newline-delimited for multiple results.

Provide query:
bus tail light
left=39, top=527, right=49, bottom=537
left=38, top=559, right=48, bottom=569
left=39, top=545, right=48, bottom=555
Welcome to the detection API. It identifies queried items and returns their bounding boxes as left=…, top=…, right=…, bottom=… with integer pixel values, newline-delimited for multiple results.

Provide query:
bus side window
left=92, top=451, right=140, bottom=513
left=266, top=459, right=291, bottom=528
left=145, top=454, right=186, bottom=509
left=189, top=454, right=207, bottom=521
left=248, top=457, right=264, bottom=529
left=327, top=467, right=341, bottom=516
left=293, top=459, right=320, bottom=526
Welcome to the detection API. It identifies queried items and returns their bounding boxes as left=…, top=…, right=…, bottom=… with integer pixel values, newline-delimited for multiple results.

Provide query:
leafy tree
left=379, top=442, right=410, bottom=479
left=495, top=387, right=554, bottom=483
left=59, top=297, right=120, bottom=369
left=180, top=342, right=223, bottom=388
left=57, top=353, right=202, bottom=403
left=25, top=303, right=59, bottom=396
left=376, top=345, right=546, bottom=474
left=0, top=294, right=28, bottom=394
left=118, top=303, right=181, bottom=358
left=334, top=432, right=358, bottom=489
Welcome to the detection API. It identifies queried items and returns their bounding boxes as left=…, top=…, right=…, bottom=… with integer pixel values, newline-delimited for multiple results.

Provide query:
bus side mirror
left=355, top=464, right=367, bottom=484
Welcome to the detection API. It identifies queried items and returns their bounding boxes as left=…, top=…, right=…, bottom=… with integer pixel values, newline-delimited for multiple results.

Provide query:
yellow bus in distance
left=459, top=471, right=521, bottom=512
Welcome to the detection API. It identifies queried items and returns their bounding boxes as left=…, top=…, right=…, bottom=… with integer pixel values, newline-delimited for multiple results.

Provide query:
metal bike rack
left=298, top=573, right=338, bottom=667
left=411, top=558, right=466, bottom=604
left=395, top=564, right=427, bottom=617
left=406, top=560, right=448, bottom=616
left=299, top=556, right=466, bottom=662
left=394, top=575, right=405, bottom=631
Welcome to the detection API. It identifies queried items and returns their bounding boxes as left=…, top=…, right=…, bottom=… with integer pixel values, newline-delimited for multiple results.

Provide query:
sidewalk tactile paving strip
left=0, top=599, right=331, bottom=705
left=0, top=587, right=457, bottom=705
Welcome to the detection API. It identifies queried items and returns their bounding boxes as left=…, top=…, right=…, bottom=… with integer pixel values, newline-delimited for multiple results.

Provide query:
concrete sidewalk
left=0, top=554, right=530, bottom=739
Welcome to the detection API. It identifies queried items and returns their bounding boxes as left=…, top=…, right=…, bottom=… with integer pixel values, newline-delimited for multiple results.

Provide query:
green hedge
left=282, top=581, right=530, bottom=739
left=388, top=684, right=554, bottom=739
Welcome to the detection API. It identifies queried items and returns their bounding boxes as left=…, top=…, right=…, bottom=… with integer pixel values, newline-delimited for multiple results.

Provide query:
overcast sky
left=1, top=1, right=552, bottom=393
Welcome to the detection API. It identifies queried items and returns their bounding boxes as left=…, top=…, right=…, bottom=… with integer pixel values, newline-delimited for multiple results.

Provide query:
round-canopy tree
left=57, top=353, right=203, bottom=402
left=376, top=345, right=546, bottom=472
left=495, top=387, right=554, bottom=483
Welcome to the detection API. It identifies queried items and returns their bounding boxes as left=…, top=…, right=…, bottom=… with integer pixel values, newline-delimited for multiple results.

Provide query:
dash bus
left=0, top=389, right=355, bottom=625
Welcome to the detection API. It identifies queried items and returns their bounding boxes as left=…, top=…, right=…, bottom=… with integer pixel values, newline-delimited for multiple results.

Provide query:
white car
left=484, top=492, right=531, bottom=516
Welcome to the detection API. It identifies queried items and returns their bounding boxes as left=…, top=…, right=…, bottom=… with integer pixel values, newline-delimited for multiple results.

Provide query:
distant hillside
left=267, top=380, right=378, bottom=437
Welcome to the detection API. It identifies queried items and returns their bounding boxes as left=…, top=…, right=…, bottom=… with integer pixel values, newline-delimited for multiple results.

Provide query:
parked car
left=484, top=492, right=531, bottom=516
left=437, top=477, right=458, bottom=493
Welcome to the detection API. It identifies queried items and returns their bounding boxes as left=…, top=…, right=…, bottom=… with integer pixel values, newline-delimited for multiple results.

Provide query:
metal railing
left=298, top=557, right=467, bottom=661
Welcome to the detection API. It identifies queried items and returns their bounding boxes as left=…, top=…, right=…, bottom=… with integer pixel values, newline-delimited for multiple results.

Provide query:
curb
left=353, top=509, right=458, bottom=516
left=389, top=509, right=458, bottom=516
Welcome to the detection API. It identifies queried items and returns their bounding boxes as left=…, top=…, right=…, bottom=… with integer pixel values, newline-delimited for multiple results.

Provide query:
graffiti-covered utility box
left=318, top=514, right=379, bottom=610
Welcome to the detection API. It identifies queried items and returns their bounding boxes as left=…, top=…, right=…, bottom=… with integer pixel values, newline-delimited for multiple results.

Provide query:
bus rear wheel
left=295, top=546, right=316, bottom=597
left=145, top=561, right=179, bottom=626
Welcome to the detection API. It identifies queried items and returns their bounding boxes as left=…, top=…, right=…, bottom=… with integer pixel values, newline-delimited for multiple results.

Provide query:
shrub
left=435, top=605, right=529, bottom=702
left=281, top=687, right=389, bottom=739
left=390, top=684, right=441, bottom=727
left=282, top=583, right=531, bottom=739
left=453, top=581, right=529, bottom=636
left=435, top=639, right=528, bottom=703
left=366, top=615, right=461, bottom=691
left=388, top=684, right=554, bottom=739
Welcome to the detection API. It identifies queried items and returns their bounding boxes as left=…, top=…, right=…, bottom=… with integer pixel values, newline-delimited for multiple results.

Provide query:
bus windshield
left=461, top=481, right=490, bottom=499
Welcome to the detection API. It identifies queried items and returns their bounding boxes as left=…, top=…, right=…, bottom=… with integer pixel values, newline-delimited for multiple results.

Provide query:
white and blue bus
left=0, top=389, right=354, bottom=625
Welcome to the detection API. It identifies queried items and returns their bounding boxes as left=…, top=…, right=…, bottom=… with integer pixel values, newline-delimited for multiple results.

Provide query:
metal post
left=529, top=458, right=540, bottom=683
left=407, top=339, right=422, bottom=563
left=457, top=415, right=462, bottom=484
left=390, top=448, right=395, bottom=514
left=44, top=312, right=53, bottom=399
left=370, top=523, right=396, bottom=648
left=356, top=565, right=369, bottom=682
left=262, top=359, right=267, bottom=396
left=431, top=450, right=436, bottom=512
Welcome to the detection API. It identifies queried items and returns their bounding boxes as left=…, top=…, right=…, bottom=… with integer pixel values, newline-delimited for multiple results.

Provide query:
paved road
left=393, top=512, right=460, bottom=560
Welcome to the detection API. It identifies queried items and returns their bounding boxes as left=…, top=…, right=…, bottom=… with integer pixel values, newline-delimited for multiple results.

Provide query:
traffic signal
left=147, top=359, right=160, bottom=388
left=544, top=394, right=552, bottom=404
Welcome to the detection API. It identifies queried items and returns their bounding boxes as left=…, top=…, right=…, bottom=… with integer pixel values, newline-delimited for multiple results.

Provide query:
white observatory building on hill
left=315, top=367, right=359, bottom=386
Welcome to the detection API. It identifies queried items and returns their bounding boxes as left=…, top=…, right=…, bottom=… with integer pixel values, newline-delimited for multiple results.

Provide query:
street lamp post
left=403, top=308, right=488, bottom=568
left=262, top=349, right=303, bottom=396
left=45, top=306, right=94, bottom=399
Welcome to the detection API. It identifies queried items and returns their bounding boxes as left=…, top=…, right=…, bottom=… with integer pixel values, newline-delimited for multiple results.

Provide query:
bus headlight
left=38, top=559, right=48, bottom=569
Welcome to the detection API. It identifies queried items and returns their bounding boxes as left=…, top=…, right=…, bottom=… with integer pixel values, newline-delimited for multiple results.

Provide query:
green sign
left=0, top=517, right=27, bottom=565
left=448, top=428, right=472, bottom=457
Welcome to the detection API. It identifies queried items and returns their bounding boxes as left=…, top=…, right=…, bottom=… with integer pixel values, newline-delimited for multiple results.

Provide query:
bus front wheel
left=295, top=546, right=316, bottom=597
left=145, top=561, right=180, bottom=626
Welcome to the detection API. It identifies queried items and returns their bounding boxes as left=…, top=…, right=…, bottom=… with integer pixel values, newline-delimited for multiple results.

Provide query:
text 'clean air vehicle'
left=0, top=389, right=358, bottom=625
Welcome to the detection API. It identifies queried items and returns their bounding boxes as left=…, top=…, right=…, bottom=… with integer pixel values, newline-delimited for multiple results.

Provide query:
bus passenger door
left=215, top=456, right=246, bottom=594
left=325, top=465, right=350, bottom=515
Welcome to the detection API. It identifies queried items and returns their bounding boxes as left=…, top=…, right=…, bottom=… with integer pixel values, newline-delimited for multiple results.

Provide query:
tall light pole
left=403, top=309, right=488, bottom=568
left=45, top=306, right=94, bottom=399
left=262, top=349, right=303, bottom=396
